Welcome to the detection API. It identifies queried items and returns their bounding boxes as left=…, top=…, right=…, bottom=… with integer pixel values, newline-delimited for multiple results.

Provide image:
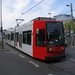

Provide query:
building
left=53, top=14, right=75, bottom=33
left=53, top=14, right=75, bottom=23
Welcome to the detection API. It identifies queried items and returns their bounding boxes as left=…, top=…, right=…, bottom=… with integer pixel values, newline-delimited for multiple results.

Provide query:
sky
left=1, top=0, right=75, bottom=29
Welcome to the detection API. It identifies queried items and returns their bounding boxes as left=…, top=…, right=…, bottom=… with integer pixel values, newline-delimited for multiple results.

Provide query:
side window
left=8, top=34, right=10, bottom=40
left=36, top=29, right=45, bottom=46
left=15, top=33, right=19, bottom=42
left=7, top=34, right=8, bottom=39
left=5, top=34, right=8, bottom=40
left=27, top=31, right=31, bottom=45
left=11, top=33, right=14, bottom=41
left=19, top=33, right=22, bottom=47
left=23, top=30, right=31, bottom=45
left=23, top=31, right=27, bottom=44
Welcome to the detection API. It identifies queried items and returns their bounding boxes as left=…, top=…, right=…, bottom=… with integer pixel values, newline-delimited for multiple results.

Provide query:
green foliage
left=64, top=21, right=72, bottom=32
left=64, top=21, right=75, bottom=33
left=66, top=36, right=72, bottom=41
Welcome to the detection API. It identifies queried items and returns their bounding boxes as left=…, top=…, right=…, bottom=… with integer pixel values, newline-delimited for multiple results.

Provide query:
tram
left=5, top=17, right=65, bottom=61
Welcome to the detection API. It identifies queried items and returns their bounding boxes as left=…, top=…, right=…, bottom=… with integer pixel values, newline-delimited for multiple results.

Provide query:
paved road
left=0, top=43, right=75, bottom=75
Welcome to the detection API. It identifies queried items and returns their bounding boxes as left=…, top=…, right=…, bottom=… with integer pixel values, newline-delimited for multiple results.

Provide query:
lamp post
left=0, top=0, right=4, bottom=49
left=66, top=3, right=74, bottom=46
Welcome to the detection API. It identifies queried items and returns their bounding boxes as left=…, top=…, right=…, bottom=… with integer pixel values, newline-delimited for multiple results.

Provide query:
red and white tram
left=5, top=17, right=65, bottom=61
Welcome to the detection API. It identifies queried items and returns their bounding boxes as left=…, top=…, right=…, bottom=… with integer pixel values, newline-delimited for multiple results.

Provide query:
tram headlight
left=49, top=48, right=52, bottom=51
left=47, top=48, right=52, bottom=52
left=62, top=47, right=65, bottom=50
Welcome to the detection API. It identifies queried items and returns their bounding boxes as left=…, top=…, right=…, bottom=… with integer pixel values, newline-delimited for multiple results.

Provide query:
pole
left=70, top=3, right=74, bottom=46
left=0, top=0, right=4, bottom=49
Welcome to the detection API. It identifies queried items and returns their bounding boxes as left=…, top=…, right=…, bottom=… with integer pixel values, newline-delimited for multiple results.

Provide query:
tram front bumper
left=45, top=54, right=65, bottom=61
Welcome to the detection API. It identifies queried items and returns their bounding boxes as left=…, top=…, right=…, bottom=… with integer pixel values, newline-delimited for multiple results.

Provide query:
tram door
left=19, top=32, right=22, bottom=48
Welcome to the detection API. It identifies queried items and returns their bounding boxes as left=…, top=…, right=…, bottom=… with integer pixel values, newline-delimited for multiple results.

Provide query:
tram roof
left=31, top=17, right=56, bottom=21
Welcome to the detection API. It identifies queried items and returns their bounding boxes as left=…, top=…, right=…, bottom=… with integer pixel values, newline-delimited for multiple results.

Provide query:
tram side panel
left=5, top=20, right=65, bottom=61
left=33, top=20, right=65, bottom=61
left=15, top=21, right=33, bottom=57
left=5, top=29, right=15, bottom=47
left=33, top=20, right=46, bottom=60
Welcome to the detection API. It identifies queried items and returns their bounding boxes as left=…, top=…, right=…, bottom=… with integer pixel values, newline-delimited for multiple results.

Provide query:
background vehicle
left=5, top=17, right=65, bottom=61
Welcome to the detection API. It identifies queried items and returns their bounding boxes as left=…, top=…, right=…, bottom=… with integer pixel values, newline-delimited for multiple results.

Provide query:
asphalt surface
left=0, top=43, right=75, bottom=75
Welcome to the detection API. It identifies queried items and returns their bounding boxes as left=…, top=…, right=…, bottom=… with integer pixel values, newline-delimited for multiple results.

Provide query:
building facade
left=53, top=14, right=75, bottom=33
left=53, top=14, right=75, bottom=23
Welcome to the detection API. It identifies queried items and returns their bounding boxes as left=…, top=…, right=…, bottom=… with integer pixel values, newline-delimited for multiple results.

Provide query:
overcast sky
left=1, top=0, right=75, bottom=29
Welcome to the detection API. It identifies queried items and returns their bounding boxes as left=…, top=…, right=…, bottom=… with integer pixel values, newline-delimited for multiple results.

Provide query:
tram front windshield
left=46, top=22, right=65, bottom=46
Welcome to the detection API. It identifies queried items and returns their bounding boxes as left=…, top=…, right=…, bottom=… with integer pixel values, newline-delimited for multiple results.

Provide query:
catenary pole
left=0, top=0, right=4, bottom=49
left=66, top=3, right=74, bottom=46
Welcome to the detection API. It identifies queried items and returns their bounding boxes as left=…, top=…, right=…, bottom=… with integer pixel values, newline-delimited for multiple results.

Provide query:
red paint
left=5, top=18, right=65, bottom=61
left=33, top=20, right=46, bottom=60
left=32, top=20, right=65, bottom=60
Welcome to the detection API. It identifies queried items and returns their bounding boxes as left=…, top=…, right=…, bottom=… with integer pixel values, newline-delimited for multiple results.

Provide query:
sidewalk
left=66, top=45, right=75, bottom=51
left=0, top=43, right=10, bottom=51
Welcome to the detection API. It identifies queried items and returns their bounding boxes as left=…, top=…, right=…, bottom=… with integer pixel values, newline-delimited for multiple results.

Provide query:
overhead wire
left=59, top=9, right=75, bottom=15
left=8, top=0, right=44, bottom=28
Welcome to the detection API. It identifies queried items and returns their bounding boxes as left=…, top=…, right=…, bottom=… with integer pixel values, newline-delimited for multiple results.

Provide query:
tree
left=64, top=21, right=72, bottom=33
left=64, top=21, right=75, bottom=33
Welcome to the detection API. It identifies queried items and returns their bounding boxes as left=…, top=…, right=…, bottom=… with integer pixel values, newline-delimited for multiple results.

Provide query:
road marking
left=12, top=52, right=18, bottom=54
left=48, top=74, right=53, bottom=75
left=66, top=58, right=75, bottom=62
left=29, top=61, right=39, bottom=67
left=19, top=54, right=25, bottom=58
left=69, top=58, right=75, bottom=62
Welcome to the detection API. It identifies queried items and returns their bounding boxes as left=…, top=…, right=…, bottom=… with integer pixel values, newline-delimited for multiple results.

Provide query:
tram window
left=36, top=29, right=45, bottom=46
left=27, top=31, right=31, bottom=45
left=8, top=34, right=10, bottom=40
left=23, top=31, right=27, bottom=44
left=19, top=34, right=22, bottom=48
left=11, top=33, right=14, bottom=40
left=5, top=34, right=8, bottom=40
left=7, top=34, right=8, bottom=39
left=15, top=33, right=18, bottom=42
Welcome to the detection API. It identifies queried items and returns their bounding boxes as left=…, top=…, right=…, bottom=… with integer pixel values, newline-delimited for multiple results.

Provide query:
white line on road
left=29, top=61, right=39, bottom=67
left=66, top=58, right=75, bottom=62
left=47, top=74, right=53, bottom=75
left=19, top=54, right=25, bottom=58
left=69, top=58, right=75, bottom=62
